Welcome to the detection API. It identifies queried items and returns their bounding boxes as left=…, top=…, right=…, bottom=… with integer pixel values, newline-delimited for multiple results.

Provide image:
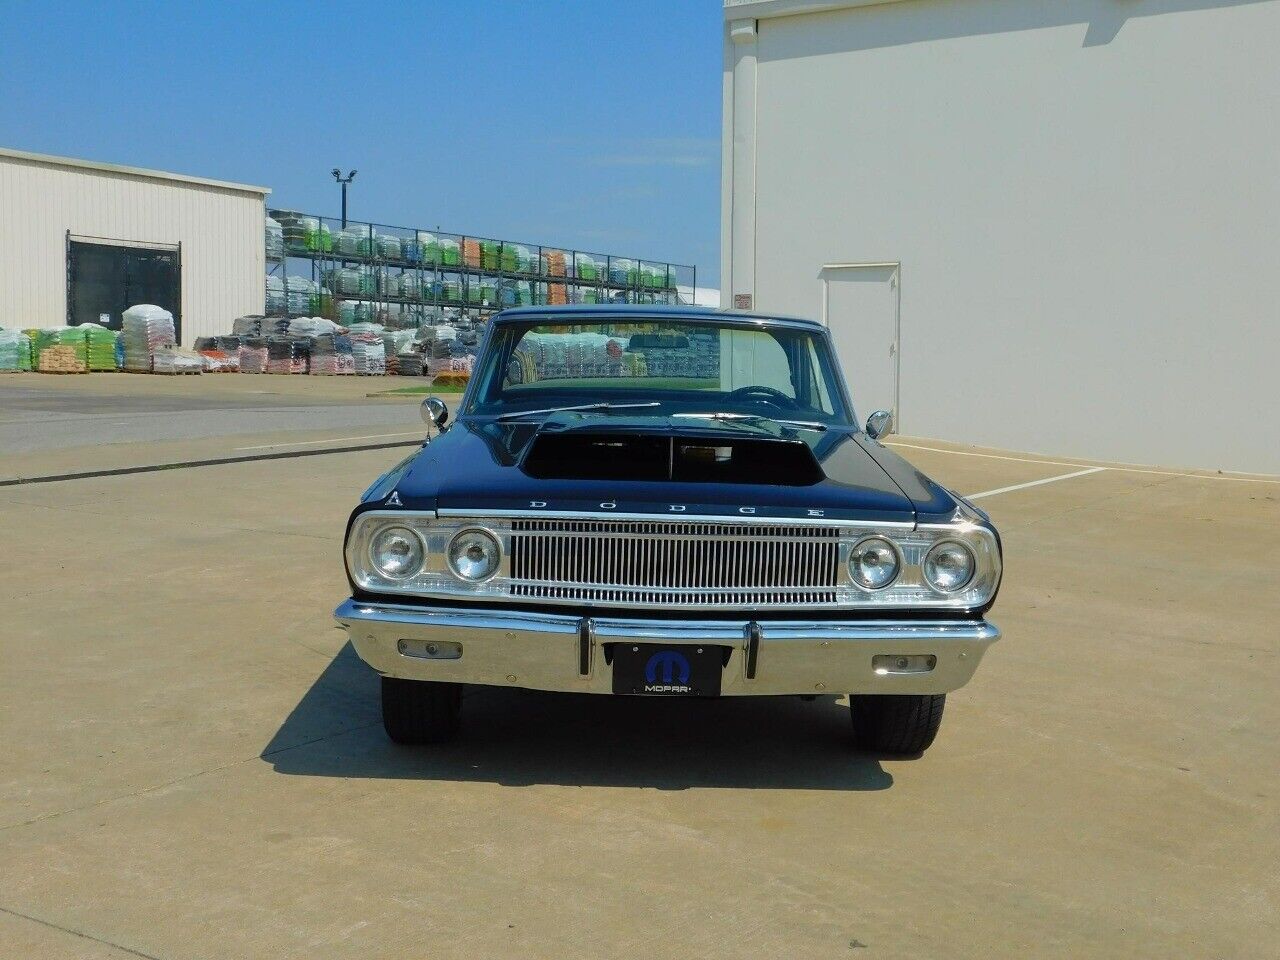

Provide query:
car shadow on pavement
left=262, top=643, right=893, bottom=791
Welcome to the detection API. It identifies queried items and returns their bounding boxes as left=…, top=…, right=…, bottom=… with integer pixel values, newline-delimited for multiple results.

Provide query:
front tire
left=850, top=693, right=945, bottom=755
left=381, top=677, right=462, bottom=744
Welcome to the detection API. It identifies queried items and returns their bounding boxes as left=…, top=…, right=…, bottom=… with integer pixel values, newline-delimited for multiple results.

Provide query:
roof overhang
left=0, top=146, right=271, bottom=196
left=725, top=0, right=911, bottom=21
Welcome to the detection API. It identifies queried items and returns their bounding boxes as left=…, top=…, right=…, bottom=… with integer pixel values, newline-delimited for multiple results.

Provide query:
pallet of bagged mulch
left=37, top=345, right=87, bottom=373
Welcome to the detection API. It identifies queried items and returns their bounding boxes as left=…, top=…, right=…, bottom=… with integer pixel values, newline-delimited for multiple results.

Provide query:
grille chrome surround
left=509, top=519, right=841, bottom=607
left=345, top=510, right=1001, bottom=612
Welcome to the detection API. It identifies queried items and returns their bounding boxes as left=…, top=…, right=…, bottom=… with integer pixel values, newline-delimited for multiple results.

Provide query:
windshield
left=466, top=318, right=852, bottom=424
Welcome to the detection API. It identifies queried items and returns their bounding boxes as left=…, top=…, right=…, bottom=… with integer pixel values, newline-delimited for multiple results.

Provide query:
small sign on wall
left=733, top=293, right=753, bottom=310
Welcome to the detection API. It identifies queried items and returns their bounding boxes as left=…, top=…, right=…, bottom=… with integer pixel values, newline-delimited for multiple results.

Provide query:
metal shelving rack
left=265, top=209, right=696, bottom=327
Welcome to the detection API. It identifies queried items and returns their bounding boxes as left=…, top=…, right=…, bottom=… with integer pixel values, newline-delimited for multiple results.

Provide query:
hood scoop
left=521, top=430, right=824, bottom=486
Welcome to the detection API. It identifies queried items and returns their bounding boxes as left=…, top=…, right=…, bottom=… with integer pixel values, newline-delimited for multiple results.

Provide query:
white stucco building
left=722, top=0, right=1279, bottom=474
left=0, top=148, right=269, bottom=346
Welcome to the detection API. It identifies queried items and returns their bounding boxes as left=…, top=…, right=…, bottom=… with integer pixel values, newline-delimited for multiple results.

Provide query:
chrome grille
left=509, top=519, right=841, bottom=607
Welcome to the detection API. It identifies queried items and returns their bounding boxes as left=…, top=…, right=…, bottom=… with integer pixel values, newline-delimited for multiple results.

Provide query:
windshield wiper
left=496, top=401, right=662, bottom=421
left=672, top=411, right=828, bottom=432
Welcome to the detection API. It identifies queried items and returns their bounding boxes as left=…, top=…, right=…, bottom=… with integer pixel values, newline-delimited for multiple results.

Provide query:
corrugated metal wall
left=724, top=0, right=1280, bottom=476
left=0, top=153, right=265, bottom=346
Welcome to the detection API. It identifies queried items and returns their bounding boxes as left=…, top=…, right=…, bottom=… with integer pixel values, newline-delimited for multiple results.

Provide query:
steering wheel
left=726, top=385, right=799, bottom=410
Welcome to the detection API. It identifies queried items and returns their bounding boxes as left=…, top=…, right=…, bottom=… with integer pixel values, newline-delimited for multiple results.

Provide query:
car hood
left=380, top=413, right=958, bottom=524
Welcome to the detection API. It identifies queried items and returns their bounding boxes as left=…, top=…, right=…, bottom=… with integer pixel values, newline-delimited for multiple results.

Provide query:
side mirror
left=421, top=396, right=449, bottom=429
left=864, top=409, right=893, bottom=440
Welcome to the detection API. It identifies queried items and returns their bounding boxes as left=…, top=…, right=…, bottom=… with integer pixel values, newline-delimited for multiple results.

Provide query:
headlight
left=848, top=536, right=901, bottom=590
left=369, top=526, right=424, bottom=580
left=447, top=528, right=501, bottom=582
left=923, top=540, right=976, bottom=593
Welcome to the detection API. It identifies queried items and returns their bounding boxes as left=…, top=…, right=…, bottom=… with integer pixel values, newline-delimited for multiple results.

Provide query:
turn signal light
left=873, top=654, right=937, bottom=675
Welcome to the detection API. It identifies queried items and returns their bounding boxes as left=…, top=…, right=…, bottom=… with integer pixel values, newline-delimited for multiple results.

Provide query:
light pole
left=332, top=168, right=357, bottom=227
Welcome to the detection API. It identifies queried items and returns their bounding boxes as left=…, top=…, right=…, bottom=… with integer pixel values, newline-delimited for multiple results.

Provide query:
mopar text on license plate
left=611, top=643, right=726, bottom=696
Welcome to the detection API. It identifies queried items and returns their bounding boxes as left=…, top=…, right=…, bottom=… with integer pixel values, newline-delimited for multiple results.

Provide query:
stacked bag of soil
left=308, top=334, right=337, bottom=375
left=308, top=334, right=353, bottom=375
left=82, top=323, right=119, bottom=371
left=351, top=335, right=386, bottom=375
left=265, top=275, right=285, bottom=314
left=265, top=337, right=293, bottom=374
left=121, top=305, right=176, bottom=372
left=37, top=345, right=86, bottom=373
left=0, top=330, right=33, bottom=371
left=232, top=315, right=264, bottom=337
left=285, top=277, right=315, bottom=316
left=197, top=350, right=237, bottom=372
left=265, top=217, right=283, bottom=259
left=396, top=350, right=424, bottom=377
left=152, top=348, right=203, bottom=374
left=334, top=334, right=355, bottom=374
left=33, top=328, right=89, bottom=369
left=288, top=316, right=340, bottom=338
left=238, top=337, right=268, bottom=374
left=289, top=337, right=310, bottom=373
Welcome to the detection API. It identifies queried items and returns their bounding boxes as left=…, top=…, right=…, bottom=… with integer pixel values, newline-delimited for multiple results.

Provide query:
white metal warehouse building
left=0, top=148, right=268, bottom=347
left=722, top=0, right=1280, bottom=474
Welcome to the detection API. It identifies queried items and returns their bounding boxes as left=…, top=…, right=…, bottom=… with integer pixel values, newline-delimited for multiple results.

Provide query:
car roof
left=489, top=304, right=823, bottom=329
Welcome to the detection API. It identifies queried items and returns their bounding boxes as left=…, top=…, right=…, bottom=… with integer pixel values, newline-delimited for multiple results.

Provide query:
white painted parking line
left=966, top=466, right=1107, bottom=501
left=234, top=431, right=423, bottom=451
left=887, top=441, right=1280, bottom=484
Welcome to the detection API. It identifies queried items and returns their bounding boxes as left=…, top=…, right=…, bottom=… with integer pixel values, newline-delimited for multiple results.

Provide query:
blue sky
left=0, top=0, right=723, bottom=287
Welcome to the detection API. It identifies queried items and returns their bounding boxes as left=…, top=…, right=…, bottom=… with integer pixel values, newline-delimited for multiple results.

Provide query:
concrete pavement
left=0, top=373, right=427, bottom=455
left=0, top=414, right=1276, bottom=958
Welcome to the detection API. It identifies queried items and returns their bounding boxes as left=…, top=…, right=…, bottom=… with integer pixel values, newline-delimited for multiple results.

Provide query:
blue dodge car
left=336, top=306, right=1002, bottom=755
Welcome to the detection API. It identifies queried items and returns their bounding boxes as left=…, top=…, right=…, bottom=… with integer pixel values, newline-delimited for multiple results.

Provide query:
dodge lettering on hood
left=337, top=306, right=1002, bottom=754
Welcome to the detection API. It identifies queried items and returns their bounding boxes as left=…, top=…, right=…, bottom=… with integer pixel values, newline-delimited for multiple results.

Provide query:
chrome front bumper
left=335, top=599, right=999, bottom=696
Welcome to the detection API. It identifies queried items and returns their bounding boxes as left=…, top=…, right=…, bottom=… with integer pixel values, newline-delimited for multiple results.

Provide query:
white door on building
left=820, top=263, right=900, bottom=430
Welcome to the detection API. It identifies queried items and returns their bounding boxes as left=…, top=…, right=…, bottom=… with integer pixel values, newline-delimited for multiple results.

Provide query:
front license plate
left=611, top=643, right=725, bottom=697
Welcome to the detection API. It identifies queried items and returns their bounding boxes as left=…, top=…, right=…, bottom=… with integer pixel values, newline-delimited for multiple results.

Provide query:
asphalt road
left=0, top=384, right=422, bottom=453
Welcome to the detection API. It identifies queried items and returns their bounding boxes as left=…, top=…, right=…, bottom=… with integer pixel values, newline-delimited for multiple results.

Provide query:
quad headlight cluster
left=355, top=518, right=505, bottom=590
left=445, top=528, right=501, bottom=582
left=369, top=526, right=424, bottom=580
left=922, top=540, right=977, bottom=593
left=840, top=524, right=995, bottom=603
left=368, top=525, right=504, bottom=585
left=848, top=536, right=902, bottom=590
left=848, top=535, right=978, bottom=594
left=346, top=511, right=1000, bottom=609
